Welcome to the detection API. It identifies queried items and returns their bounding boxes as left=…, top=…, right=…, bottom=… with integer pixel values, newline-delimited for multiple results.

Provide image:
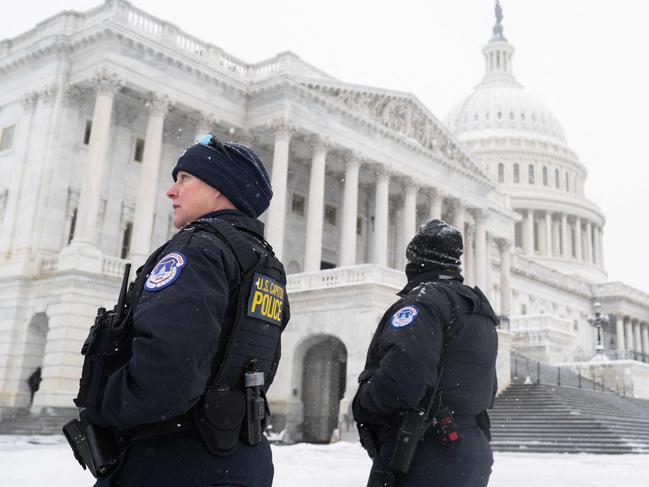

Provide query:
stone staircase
left=490, top=383, right=649, bottom=454
left=0, top=408, right=77, bottom=435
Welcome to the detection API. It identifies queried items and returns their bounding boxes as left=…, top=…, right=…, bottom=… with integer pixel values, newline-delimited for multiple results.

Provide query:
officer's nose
left=166, top=183, right=178, bottom=200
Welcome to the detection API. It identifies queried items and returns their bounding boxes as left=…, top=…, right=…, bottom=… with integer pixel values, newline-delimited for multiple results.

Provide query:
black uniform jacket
left=96, top=210, right=289, bottom=430
left=354, top=270, right=498, bottom=426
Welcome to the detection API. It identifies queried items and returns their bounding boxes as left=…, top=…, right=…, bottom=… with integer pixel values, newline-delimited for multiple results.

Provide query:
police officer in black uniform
left=75, top=135, right=289, bottom=487
left=353, top=219, right=498, bottom=487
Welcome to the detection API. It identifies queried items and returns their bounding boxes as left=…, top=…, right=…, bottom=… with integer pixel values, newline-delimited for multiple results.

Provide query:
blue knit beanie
left=172, top=139, right=273, bottom=218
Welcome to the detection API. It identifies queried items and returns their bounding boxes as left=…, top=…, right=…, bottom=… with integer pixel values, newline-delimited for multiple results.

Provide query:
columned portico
left=625, top=318, right=634, bottom=352
left=474, top=211, right=487, bottom=291
left=373, top=167, right=390, bottom=267
left=72, top=74, right=122, bottom=247
left=129, top=93, right=171, bottom=265
left=561, top=213, right=569, bottom=258
left=339, top=153, right=361, bottom=267
left=574, top=217, right=582, bottom=261
left=497, top=239, right=512, bottom=317
left=544, top=211, right=553, bottom=257
left=304, top=137, right=330, bottom=272
left=429, top=189, right=443, bottom=220
left=0, top=93, right=39, bottom=259
left=616, top=314, right=626, bottom=351
left=402, top=179, right=418, bottom=248
left=265, top=119, right=294, bottom=260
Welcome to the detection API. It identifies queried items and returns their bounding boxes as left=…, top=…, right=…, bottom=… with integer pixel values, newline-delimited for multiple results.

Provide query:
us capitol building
left=0, top=0, right=648, bottom=442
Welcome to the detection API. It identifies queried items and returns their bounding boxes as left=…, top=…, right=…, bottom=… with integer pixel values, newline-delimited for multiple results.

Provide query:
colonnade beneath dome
left=514, top=208, right=603, bottom=267
left=615, top=315, right=649, bottom=360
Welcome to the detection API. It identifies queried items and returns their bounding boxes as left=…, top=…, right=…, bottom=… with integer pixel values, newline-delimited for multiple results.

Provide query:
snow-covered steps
left=490, top=383, right=649, bottom=454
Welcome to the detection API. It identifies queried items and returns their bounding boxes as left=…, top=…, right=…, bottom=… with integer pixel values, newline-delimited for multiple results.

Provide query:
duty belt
left=117, top=411, right=196, bottom=446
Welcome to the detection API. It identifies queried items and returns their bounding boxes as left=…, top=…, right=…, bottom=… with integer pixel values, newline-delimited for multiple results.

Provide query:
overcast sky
left=3, top=0, right=648, bottom=293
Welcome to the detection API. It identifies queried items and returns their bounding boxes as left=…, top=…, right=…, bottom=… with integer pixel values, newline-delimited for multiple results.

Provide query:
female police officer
left=353, top=219, right=498, bottom=487
left=85, top=135, right=289, bottom=487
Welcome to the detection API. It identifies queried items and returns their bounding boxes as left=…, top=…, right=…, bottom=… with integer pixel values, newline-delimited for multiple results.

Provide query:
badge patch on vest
left=247, top=273, right=285, bottom=326
left=391, top=305, right=419, bottom=328
left=144, top=252, right=187, bottom=292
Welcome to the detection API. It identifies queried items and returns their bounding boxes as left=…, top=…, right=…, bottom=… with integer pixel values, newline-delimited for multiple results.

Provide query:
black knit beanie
left=172, top=139, right=273, bottom=218
left=405, top=219, right=463, bottom=273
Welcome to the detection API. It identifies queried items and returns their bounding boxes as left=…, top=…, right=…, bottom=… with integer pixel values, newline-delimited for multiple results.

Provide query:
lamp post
left=587, top=302, right=610, bottom=358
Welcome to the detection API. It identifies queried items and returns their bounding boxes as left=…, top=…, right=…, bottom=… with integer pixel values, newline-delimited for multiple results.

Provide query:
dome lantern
left=481, top=0, right=519, bottom=87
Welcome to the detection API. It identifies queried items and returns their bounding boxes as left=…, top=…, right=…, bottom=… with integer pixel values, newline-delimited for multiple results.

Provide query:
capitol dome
left=445, top=83, right=567, bottom=145
left=444, top=0, right=607, bottom=283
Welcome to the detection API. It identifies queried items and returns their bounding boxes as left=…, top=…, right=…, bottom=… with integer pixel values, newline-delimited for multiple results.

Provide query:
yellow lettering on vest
left=251, top=291, right=263, bottom=312
left=261, top=294, right=271, bottom=316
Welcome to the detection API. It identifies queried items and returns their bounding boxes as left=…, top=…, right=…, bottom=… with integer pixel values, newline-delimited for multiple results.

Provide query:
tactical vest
left=74, top=218, right=287, bottom=456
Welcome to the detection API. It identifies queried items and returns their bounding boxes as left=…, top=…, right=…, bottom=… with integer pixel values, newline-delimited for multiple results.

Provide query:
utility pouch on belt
left=190, top=219, right=286, bottom=456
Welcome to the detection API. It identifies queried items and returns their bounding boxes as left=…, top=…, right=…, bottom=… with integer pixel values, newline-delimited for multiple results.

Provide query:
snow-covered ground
left=1, top=435, right=647, bottom=486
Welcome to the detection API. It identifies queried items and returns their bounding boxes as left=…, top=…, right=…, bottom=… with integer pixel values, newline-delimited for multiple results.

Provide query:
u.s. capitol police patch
left=144, top=252, right=187, bottom=292
left=391, top=305, right=419, bottom=328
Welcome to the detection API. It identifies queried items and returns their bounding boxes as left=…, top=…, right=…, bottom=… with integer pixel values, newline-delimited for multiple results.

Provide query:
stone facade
left=0, top=1, right=648, bottom=438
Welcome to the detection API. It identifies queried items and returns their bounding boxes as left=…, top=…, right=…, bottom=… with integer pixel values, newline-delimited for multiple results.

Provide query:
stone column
left=544, top=211, right=553, bottom=257
left=373, top=167, right=390, bottom=267
left=428, top=188, right=443, bottom=220
left=402, top=178, right=418, bottom=247
left=264, top=119, right=294, bottom=261
left=552, top=220, right=561, bottom=256
left=561, top=213, right=569, bottom=258
left=574, top=217, right=583, bottom=261
left=474, top=210, right=488, bottom=291
left=633, top=320, right=642, bottom=354
left=450, top=200, right=466, bottom=270
left=625, top=317, right=634, bottom=352
left=304, top=137, right=330, bottom=272
left=192, top=112, right=217, bottom=141
left=498, top=239, right=512, bottom=317
left=484, top=233, right=493, bottom=299
left=129, top=94, right=171, bottom=265
left=597, top=227, right=605, bottom=267
left=0, top=92, right=38, bottom=259
left=464, top=224, right=474, bottom=286
left=523, top=209, right=534, bottom=255
left=72, top=74, right=122, bottom=247
left=592, top=225, right=601, bottom=266
left=339, top=152, right=361, bottom=267
left=616, top=314, right=626, bottom=352
left=585, top=221, right=594, bottom=264
left=641, top=323, right=649, bottom=355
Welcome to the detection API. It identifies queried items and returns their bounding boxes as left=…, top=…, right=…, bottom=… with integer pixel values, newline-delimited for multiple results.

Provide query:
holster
left=62, top=417, right=119, bottom=479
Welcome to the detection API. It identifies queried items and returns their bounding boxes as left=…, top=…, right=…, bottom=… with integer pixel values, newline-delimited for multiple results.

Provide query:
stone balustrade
left=287, top=264, right=406, bottom=293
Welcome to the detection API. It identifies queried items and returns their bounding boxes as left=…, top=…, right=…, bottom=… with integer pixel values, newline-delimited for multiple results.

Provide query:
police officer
left=353, top=219, right=498, bottom=487
left=84, top=134, right=289, bottom=487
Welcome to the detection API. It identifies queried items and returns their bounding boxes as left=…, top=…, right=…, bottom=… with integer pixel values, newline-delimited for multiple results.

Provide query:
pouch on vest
left=190, top=219, right=286, bottom=455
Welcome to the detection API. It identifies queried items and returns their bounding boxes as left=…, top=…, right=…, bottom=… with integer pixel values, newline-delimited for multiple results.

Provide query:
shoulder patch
left=144, top=252, right=187, bottom=292
left=391, top=305, right=419, bottom=328
left=247, top=273, right=286, bottom=327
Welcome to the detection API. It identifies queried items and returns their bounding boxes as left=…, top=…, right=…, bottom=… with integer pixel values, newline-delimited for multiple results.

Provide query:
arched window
left=528, top=164, right=535, bottom=184
left=542, top=166, right=548, bottom=186
left=565, top=172, right=570, bottom=192
left=555, top=168, right=560, bottom=188
left=498, top=163, right=504, bottom=183
left=513, top=163, right=520, bottom=183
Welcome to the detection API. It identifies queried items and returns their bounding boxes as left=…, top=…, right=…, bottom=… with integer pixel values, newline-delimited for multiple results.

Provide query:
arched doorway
left=301, top=336, right=347, bottom=443
left=22, top=313, right=48, bottom=406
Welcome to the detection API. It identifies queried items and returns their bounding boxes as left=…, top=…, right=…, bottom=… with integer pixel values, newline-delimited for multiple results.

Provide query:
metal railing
left=604, top=350, right=649, bottom=364
left=510, top=350, right=620, bottom=394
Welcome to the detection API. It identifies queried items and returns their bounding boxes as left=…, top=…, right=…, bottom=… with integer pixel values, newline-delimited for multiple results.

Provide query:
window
left=513, top=163, right=520, bottom=183
left=291, top=194, right=305, bottom=216
left=498, top=163, right=504, bottom=183
left=514, top=221, right=522, bottom=248
left=565, top=173, right=570, bottom=192
left=83, top=120, right=92, bottom=145
left=356, top=216, right=363, bottom=235
left=320, top=261, right=336, bottom=270
left=324, top=204, right=337, bottom=226
left=0, top=124, right=15, bottom=151
left=121, top=222, right=133, bottom=259
left=134, top=138, right=145, bottom=162
left=542, top=166, right=548, bottom=186
left=67, top=208, right=78, bottom=244
left=555, top=169, right=560, bottom=189
left=528, top=164, right=535, bottom=184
